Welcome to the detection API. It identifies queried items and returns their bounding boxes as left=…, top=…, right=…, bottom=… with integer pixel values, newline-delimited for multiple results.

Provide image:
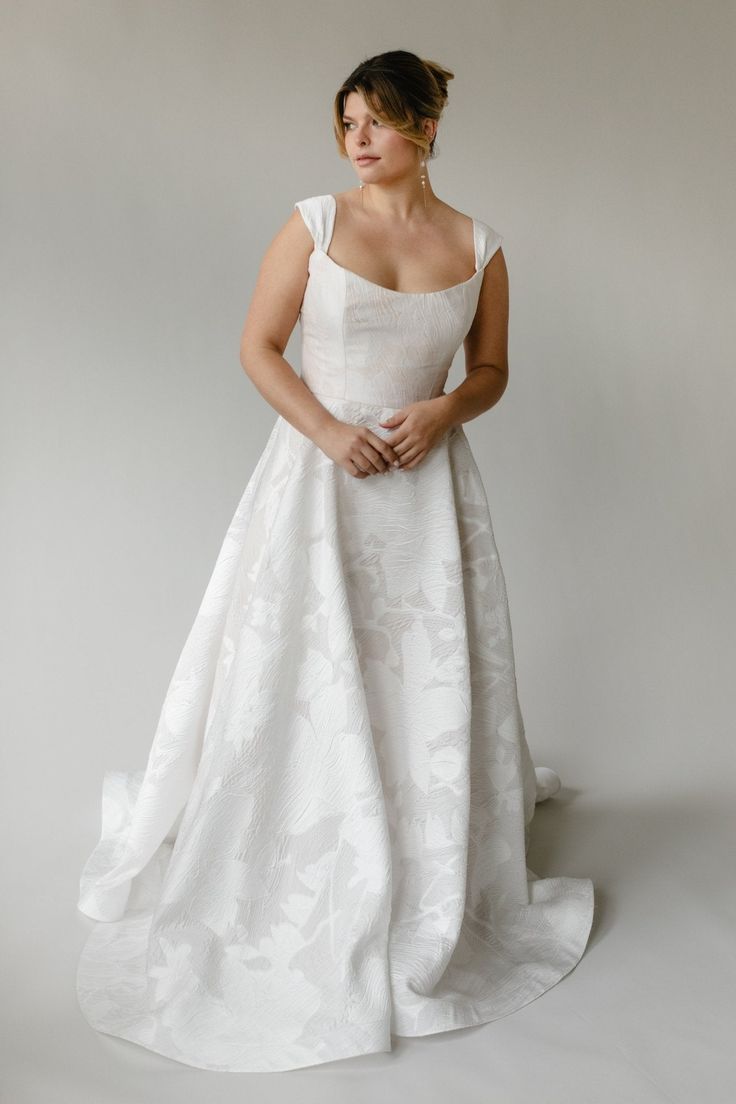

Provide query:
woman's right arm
left=239, top=210, right=399, bottom=477
left=239, top=209, right=339, bottom=447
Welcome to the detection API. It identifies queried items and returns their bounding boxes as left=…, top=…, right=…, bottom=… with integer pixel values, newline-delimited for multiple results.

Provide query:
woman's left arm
left=437, top=247, right=510, bottom=429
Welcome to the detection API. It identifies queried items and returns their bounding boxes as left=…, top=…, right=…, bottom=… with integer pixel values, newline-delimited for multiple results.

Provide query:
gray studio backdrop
left=2, top=2, right=734, bottom=1103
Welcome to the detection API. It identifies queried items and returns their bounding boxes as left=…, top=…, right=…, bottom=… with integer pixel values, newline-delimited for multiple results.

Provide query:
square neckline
left=318, top=193, right=481, bottom=297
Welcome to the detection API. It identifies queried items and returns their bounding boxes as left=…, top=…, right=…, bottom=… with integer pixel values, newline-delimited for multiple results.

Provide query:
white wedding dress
left=76, top=193, right=594, bottom=1072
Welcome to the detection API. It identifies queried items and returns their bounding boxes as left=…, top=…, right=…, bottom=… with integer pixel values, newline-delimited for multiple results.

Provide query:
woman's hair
left=332, top=50, right=454, bottom=162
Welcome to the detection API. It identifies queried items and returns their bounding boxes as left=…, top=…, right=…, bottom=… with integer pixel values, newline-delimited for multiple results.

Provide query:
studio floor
left=4, top=763, right=733, bottom=1104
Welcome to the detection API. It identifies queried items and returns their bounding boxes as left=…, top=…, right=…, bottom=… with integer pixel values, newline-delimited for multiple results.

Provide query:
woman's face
left=342, top=90, right=430, bottom=183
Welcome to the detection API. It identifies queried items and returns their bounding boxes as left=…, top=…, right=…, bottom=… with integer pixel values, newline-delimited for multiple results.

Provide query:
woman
left=76, top=49, right=594, bottom=1073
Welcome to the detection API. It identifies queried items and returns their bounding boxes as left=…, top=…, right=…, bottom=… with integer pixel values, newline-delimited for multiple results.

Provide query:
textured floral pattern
left=75, top=193, right=594, bottom=1072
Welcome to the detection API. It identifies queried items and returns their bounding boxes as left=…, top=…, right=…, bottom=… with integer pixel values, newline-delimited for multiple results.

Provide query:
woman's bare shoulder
left=437, top=200, right=475, bottom=232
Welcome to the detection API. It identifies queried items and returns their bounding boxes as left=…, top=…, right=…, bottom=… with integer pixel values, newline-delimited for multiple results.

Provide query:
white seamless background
left=1, top=1, right=734, bottom=1102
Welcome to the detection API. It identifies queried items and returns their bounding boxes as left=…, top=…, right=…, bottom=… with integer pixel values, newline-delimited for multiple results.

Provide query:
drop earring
left=420, top=152, right=427, bottom=209
left=359, top=180, right=364, bottom=207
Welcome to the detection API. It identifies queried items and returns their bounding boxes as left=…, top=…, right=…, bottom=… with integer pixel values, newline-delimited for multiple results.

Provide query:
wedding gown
left=75, top=193, right=595, bottom=1072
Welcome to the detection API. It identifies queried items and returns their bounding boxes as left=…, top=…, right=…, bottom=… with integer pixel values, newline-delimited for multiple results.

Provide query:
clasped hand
left=318, top=397, right=452, bottom=479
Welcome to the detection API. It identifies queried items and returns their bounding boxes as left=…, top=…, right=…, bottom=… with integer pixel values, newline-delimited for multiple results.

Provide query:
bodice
left=293, top=194, right=503, bottom=408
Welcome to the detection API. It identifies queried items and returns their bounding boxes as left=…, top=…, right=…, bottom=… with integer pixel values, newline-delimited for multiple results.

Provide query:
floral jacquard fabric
left=75, top=193, right=594, bottom=1072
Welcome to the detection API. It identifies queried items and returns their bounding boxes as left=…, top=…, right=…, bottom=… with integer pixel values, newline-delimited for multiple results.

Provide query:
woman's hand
left=379, top=397, right=453, bottom=470
left=315, top=420, right=402, bottom=479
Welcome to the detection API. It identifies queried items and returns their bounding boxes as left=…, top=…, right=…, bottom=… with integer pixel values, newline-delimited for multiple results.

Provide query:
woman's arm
left=438, top=248, right=510, bottom=429
left=239, top=210, right=339, bottom=444
left=239, top=211, right=400, bottom=476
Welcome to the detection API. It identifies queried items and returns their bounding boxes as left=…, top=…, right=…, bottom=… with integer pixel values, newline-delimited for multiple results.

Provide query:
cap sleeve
left=294, top=195, right=334, bottom=252
left=475, top=221, right=504, bottom=270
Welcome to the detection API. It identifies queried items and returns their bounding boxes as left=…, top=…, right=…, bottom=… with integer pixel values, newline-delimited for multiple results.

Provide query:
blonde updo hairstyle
left=332, top=49, right=454, bottom=162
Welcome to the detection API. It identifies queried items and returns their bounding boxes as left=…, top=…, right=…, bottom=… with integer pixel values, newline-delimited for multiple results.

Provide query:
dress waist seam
left=308, top=390, right=447, bottom=411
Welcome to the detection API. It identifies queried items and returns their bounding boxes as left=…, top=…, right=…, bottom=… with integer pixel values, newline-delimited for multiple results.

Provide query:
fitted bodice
left=294, top=194, right=503, bottom=408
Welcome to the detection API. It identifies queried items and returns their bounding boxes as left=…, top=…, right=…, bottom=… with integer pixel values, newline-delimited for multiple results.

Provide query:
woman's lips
left=356, top=156, right=378, bottom=163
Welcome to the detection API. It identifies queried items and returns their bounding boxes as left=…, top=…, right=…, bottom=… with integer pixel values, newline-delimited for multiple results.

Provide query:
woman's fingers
left=367, top=429, right=401, bottom=468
